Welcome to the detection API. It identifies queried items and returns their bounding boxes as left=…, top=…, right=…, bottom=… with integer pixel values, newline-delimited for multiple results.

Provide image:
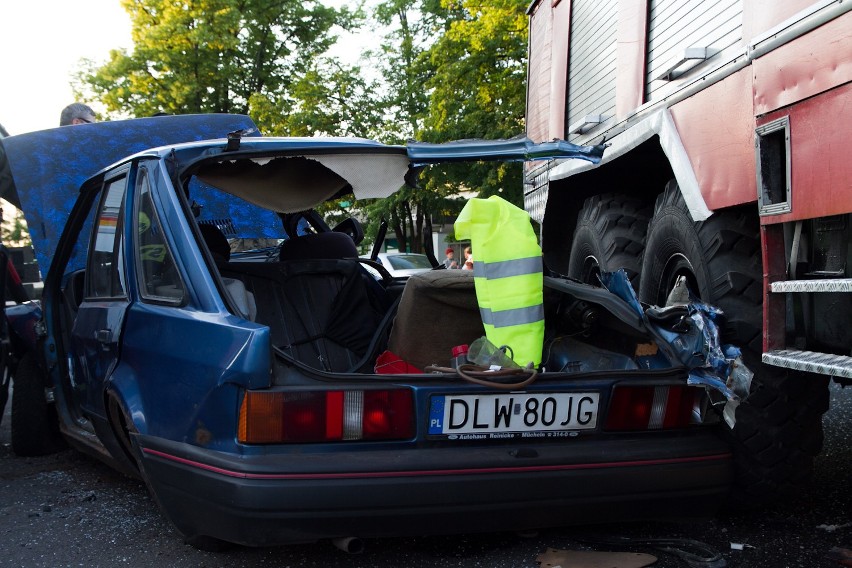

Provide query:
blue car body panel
left=112, top=304, right=270, bottom=445
left=136, top=427, right=731, bottom=545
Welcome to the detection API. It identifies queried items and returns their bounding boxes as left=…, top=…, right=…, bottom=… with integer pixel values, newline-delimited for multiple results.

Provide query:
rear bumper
left=137, top=432, right=732, bottom=546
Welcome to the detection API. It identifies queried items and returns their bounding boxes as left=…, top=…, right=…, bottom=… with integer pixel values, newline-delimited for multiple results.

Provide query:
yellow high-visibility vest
left=454, top=196, right=543, bottom=366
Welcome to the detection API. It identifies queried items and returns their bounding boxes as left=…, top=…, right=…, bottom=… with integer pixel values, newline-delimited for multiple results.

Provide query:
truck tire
left=11, top=351, right=65, bottom=456
left=567, top=194, right=650, bottom=289
left=639, top=180, right=829, bottom=506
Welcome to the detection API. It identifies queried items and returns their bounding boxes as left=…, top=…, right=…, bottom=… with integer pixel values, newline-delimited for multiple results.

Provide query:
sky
left=0, top=0, right=370, bottom=136
left=0, top=1, right=133, bottom=135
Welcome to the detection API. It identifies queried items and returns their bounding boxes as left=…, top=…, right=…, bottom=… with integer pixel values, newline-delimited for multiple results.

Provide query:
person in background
left=59, top=103, right=97, bottom=126
left=443, top=247, right=458, bottom=269
left=461, top=246, right=473, bottom=270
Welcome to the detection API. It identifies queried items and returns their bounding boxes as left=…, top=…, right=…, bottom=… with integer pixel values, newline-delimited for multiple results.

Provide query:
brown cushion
left=388, top=270, right=484, bottom=370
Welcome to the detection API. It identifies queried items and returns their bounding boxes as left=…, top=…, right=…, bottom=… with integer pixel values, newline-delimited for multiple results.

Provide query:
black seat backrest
left=221, top=259, right=388, bottom=372
left=199, top=223, right=231, bottom=263
left=278, top=232, right=358, bottom=261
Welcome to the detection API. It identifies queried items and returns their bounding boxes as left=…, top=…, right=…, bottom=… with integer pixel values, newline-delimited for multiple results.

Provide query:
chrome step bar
left=770, top=278, right=852, bottom=293
left=763, top=349, right=852, bottom=378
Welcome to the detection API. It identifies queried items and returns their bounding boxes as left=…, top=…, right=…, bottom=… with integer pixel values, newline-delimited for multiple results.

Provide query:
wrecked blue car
left=2, top=115, right=739, bottom=549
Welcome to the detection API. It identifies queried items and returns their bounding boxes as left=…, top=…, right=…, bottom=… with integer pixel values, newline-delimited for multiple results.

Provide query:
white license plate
left=428, top=392, right=599, bottom=438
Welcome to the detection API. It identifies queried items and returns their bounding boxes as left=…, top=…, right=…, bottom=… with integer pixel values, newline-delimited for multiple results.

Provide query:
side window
left=135, top=168, right=185, bottom=304
left=87, top=174, right=127, bottom=298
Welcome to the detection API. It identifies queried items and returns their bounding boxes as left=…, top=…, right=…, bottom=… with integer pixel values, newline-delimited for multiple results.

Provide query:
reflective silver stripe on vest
left=480, top=304, right=544, bottom=328
left=473, top=256, right=542, bottom=280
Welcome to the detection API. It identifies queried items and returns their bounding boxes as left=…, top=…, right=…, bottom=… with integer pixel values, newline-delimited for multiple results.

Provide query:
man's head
left=59, top=103, right=97, bottom=126
left=445, top=247, right=454, bottom=257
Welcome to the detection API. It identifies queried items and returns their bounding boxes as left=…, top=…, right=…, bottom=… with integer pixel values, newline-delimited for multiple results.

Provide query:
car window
left=87, top=174, right=127, bottom=299
left=387, top=254, right=432, bottom=270
left=135, top=168, right=185, bottom=304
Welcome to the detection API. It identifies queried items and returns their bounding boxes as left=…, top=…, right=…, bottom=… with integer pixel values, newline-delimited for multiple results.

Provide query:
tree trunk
left=404, top=202, right=415, bottom=253
left=391, top=208, right=407, bottom=253
left=413, top=203, right=424, bottom=253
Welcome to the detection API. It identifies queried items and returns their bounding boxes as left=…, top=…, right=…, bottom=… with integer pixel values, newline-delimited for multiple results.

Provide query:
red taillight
left=604, top=385, right=700, bottom=431
left=238, top=389, right=414, bottom=444
left=363, top=390, right=413, bottom=439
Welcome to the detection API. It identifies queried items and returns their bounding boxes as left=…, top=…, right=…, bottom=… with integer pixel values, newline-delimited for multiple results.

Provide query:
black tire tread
left=567, top=193, right=651, bottom=287
left=640, top=181, right=829, bottom=507
left=11, top=352, right=65, bottom=456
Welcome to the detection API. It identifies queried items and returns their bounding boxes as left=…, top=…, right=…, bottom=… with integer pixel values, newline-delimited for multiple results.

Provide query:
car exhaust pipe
left=332, top=536, right=364, bottom=554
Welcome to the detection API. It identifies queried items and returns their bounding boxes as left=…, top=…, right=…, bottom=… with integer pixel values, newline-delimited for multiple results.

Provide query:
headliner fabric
left=312, top=153, right=410, bottom=200
left=196, top=153, right=410, bottom=213
left=197, top=157, right=349, bottom=214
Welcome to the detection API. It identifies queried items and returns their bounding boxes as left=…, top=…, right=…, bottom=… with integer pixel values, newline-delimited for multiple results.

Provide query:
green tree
left=360, top=0, right=528, bottom=253
left=77, top=0, right=353, bottom=118
left=370, top=0, right=446, bottom=143
left=249, top=57, right=383, bottom=138
left=357, top=0, right=449, bottom=254
left=74, top=0, right=530, bottom=254
left=1, top=207, right=31, bottom=248
left=423, top=0, right=528, bottom=204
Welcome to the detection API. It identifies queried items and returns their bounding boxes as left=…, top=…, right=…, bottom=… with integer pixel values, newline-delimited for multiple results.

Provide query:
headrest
left=199, top=224, right=231, bottom=263
left=279, top=231, right=358, bottom=261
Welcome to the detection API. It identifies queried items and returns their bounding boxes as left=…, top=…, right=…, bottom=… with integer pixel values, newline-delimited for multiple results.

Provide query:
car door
left=70, top=166, right=131, bottom=418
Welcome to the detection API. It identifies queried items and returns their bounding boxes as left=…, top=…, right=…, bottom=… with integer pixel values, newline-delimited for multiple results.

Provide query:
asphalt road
left=1, top=381, right=850, bottom=568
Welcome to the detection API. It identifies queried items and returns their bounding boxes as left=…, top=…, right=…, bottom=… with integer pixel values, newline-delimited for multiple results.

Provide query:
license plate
left=428, top=392, right=599, bottom=438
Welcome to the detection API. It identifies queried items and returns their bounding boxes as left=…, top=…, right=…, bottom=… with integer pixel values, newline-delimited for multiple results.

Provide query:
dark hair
left=59, top=103, right=96, bottom=126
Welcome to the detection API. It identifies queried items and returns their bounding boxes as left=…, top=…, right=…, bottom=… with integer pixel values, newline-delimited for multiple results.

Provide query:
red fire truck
left=525, top=0, right=851, bottom=503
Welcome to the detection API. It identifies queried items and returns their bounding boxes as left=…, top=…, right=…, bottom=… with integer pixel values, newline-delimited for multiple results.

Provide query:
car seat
left=199, top=223, right=231, bottom=263
left=199, top=223, right=256, bottom=321
left=388, top=270, right=484, bottom=370
left=278, top=231, right=358, bottom=261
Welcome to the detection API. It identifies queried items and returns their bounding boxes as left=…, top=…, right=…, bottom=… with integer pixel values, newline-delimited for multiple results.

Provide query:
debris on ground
left=572, top=535, right=727, bottom=567
left=826, top=546, right=852, bottom=567
left=535, top=548, right=656, bottom=568
left=818, top=523, right=852, bottom=532
left=730, top=543, right=756, bottom=551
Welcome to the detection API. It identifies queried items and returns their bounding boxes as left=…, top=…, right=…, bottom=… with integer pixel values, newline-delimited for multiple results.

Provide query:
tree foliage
left=75, top=0, right=531, bottom=254
left=354, top=0, right=439, bottom=253
left=249, top=58, right=382, bottom=138
left=77, top=0, right=352, bottom=118
left=360, top=0, right=529, bottom=252
left=426, top=0, right=527, bottom=141
left=1, top=208, right=30, bottom=247
left=422, top=0, right=529, bottom=204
